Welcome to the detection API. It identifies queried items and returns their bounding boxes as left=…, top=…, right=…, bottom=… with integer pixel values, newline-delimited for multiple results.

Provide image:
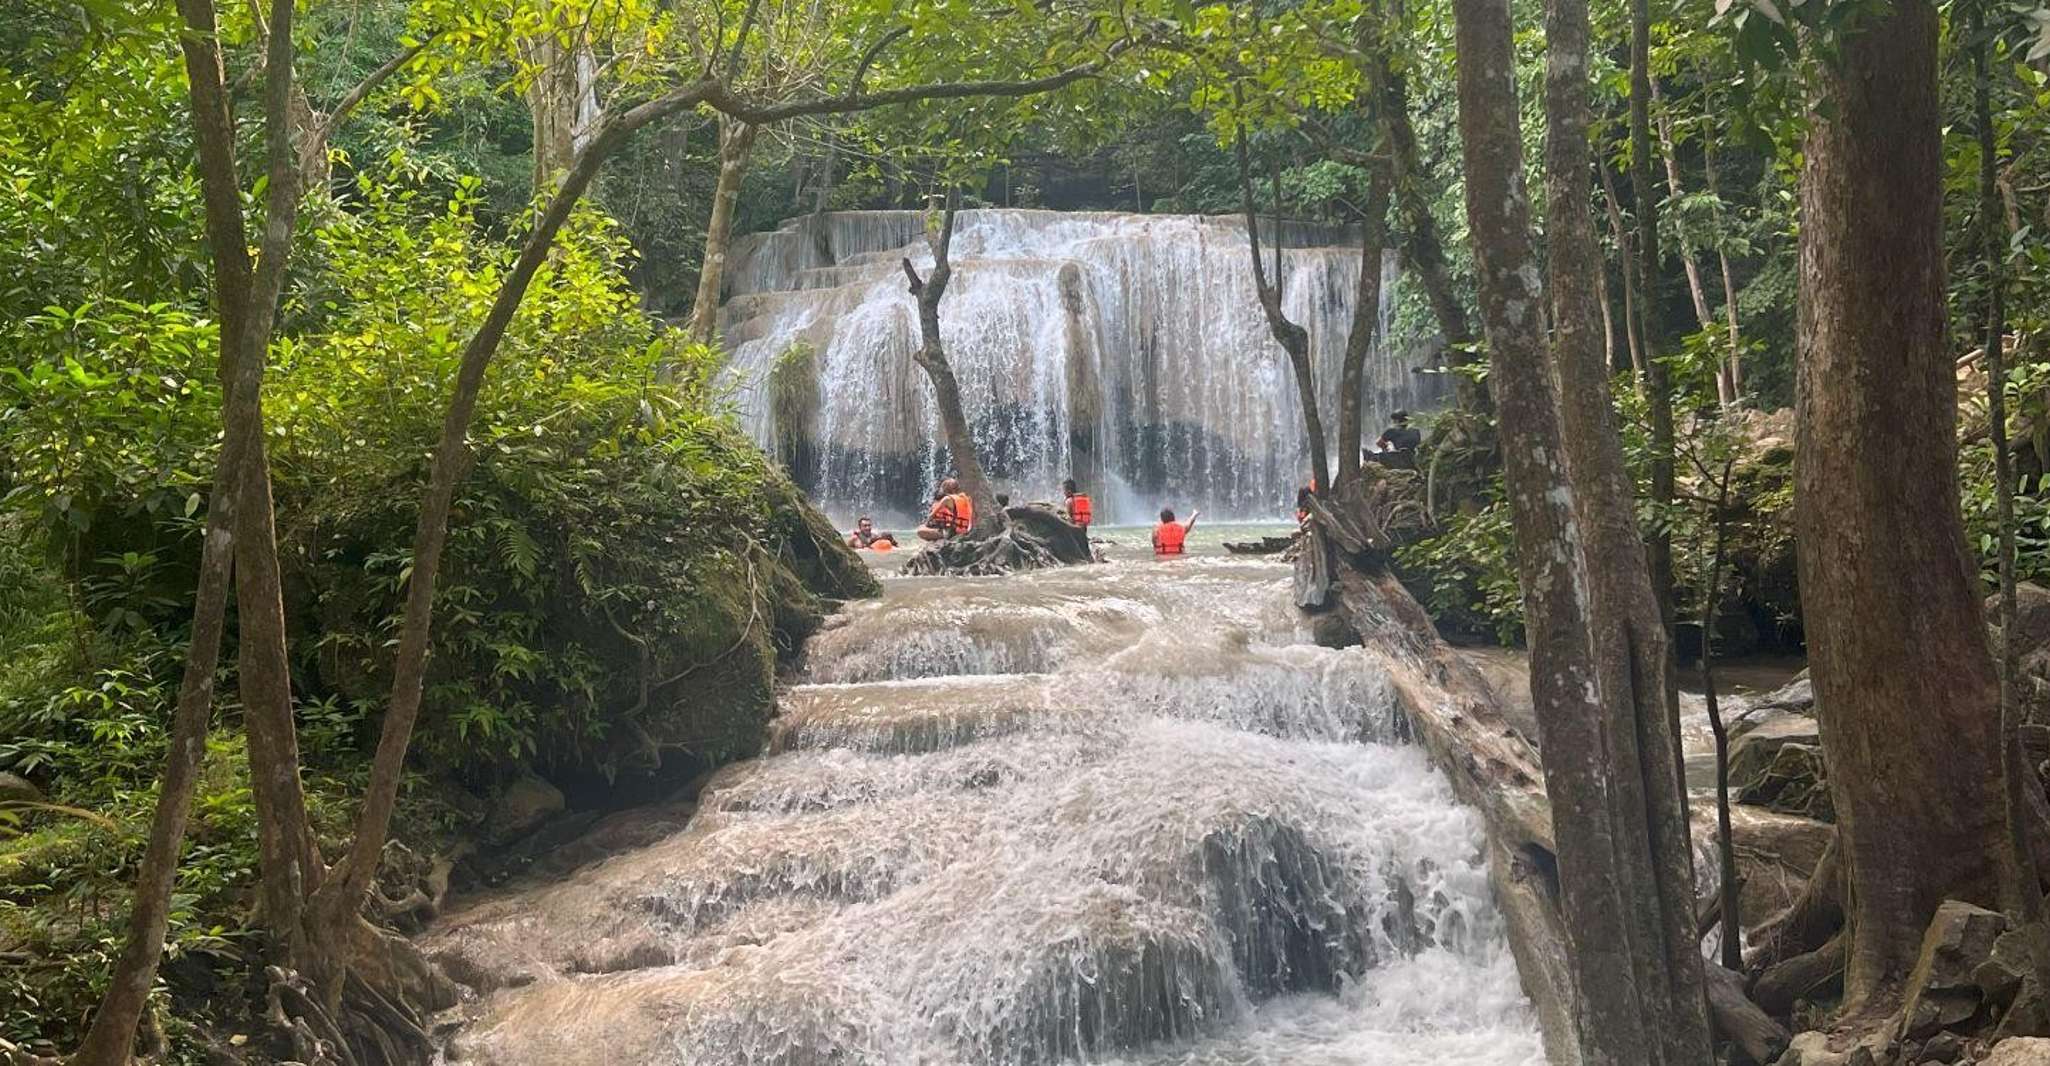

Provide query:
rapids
left=428, top=536, right=1544, bottom=1065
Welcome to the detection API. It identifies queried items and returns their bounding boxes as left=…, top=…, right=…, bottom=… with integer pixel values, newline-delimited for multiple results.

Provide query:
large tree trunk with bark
left=686, top=114, right=759, bottom=342
left=1449, top=0, right=1715, bottom=1052
left=897, top=192, right=998, bottom=530
left=1795, top=0, right=2013, bottom=1019
left=1337, top=160, right=1392, bottom=488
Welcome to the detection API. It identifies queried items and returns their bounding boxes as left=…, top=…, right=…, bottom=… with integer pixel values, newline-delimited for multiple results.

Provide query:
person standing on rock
left=1152, top=507, right=1199, bottom=556
left=1061, top=479, right=1093, bottom=535
left=917, top=478, right=975, bottom=541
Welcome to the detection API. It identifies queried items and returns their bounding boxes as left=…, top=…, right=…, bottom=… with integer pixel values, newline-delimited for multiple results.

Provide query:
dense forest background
left=5, top=0, right=2050, bottom=1060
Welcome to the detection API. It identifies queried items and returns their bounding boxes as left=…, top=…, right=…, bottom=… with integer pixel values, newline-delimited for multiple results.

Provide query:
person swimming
left=846, top=516, right=897, bottom=550
left=1152, top=507, right=1199, bottom=556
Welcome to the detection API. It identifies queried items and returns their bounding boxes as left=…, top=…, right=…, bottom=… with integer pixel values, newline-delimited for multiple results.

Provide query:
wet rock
left=0, top=772, right=42, bottom=803
left=903, top=505, right=1094, bottom=577
left=1984, top=1036, right=2050, bottom=1065
left=1734, top=735, right=1835, bottom=822
left=1751, top=673, right=1815, bottom=717
left=1915, top=1029, right=1968, bottom=1063
left=1308, top=609, right=1361, bottom=650
left=1897, top=901, right=2008, bottom=1040
left=1775, top=1030, right=1851, bottom=1066
left=485, top=772, right=565, bottom=846
left=1731, top=809, right=1835, bottom=934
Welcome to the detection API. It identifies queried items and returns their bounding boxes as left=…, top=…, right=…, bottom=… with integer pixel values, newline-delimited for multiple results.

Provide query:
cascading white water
left=428, top=550, right=1543, bottom=1065
left=717, top=210, right=1449, bottom=525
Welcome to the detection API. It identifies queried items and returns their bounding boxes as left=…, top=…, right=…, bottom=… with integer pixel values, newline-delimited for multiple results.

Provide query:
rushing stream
left=429, top=530, right=1544, bottom=1065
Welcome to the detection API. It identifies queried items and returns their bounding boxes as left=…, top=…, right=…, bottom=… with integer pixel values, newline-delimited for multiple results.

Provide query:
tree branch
left=311, top=31, right=441, bottom=151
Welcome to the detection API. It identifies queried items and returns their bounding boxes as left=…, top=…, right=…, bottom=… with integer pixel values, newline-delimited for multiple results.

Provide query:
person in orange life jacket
left=1061, top=478, right=1094, bottom=532
left=917, top=478, right=976, bottom=541
left=1152, top=507, right=1199, bottom=556
left=846, top=516, right=896, bottom=550
left=1295, top=477, right=1319, bottom=526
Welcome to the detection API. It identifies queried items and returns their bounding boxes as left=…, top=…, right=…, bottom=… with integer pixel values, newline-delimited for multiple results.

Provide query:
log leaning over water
left=1320, top=562, right=1578, bottom=1065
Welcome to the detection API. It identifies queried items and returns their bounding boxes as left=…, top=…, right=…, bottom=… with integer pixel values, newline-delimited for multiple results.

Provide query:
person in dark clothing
left=1375, top=410, right=1422, bottom=453
left=1369, top=410, right=1422, bottom=470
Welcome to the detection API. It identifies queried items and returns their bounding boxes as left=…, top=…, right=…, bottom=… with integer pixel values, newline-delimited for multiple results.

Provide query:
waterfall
left=717, top=210, right=1449, bottom=525
left=428, top=555, right=1543, bottom=1065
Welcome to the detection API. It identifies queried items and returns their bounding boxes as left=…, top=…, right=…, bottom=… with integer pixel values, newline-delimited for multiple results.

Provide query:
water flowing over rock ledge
left=422, top=556, right=1545, bottom=1065
left=718, top=210, right=1450, bottom=523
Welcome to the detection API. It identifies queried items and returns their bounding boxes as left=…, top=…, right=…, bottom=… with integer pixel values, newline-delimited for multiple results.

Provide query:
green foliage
left=1394, top=494, right=1525, bottom=644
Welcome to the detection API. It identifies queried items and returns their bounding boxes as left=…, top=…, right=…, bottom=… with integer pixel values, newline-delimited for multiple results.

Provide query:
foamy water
left=429, top=550, right=1543, bottom=1065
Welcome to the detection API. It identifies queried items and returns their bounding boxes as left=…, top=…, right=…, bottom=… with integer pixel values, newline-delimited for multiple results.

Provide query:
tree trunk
left=898, top=190, right=998, bottom=529
left=1600, top=160, right=1646, bottom=380
left=1796, top=0, right=2014, bottom=1018
left=1701, top=123, right=1744, bottom=399
left=1629, top=0, right=1678, bottom=630
left=1700, top=465, right=1742, bottom=971
left=1237, top=132, right=1331, bottom=496
left=1375, top=59, right=1487, bottom=415
left=1451, top=0, right=1713, bottom=1052
left=526, top=36, right=598, bottom=190
left=686, top=114, right=759, bottom=343
left=1536, top=0, right=1715, bottom=1056
left=1975, top=0, right=2050, bottom=998
left=1650, top=77, right=1715, bottom=336
left=1337, top=160, right=1393, bottom=488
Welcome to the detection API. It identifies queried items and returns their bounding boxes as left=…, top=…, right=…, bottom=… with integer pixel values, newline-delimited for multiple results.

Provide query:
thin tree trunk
left=1534, top=0, right=1715, bottom=1054
left=1796, top=0, right=2014, bottom=1018
left=1600, top=160, right=1646, bottom=380
left=72, top=6, right=253, bottom=1056
left=526, top=36, right=598, bottom=189
left=1976, top=0, right=2050, bottom=997
left=1373, top=55, right=1486, bottom=415
left=898, top=190, right=998, bottom=528
left=1701, top=123, right=1744, bottom=400
left=1630, top=0, right=1679, bottom=631
left=1650, top=78, right=1715, bottom=335
left=1700, top=463, right=1742, bottom=971
left=687, top=114, right=759, bottom=342
left=1236, top=131, right=1330, bottom=496
left=1338, top=160, right=1393, bottom=488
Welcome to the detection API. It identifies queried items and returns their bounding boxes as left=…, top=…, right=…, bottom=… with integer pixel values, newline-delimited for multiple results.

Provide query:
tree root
left=1745, top=832, right=1844, bottom=980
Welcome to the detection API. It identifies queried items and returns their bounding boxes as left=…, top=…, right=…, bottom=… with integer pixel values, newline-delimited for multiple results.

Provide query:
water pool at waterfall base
left=425, top=544, right=1545, bottom=1066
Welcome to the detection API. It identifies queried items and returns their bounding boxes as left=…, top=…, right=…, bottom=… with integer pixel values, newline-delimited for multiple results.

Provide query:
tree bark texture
left=1796, top=0, right=2012, bottom=1017
left=1337, top=159, right=1393, bottom=488
left=898, top=192, right=998, bottom=529
left=687, top=114, right=759, bottom=342
left=1700, top=126, right=1744, bottom=397
left=1535, top=0, right=1715, bottom=1056
left=1453, top=0, right=1714, bottom=1054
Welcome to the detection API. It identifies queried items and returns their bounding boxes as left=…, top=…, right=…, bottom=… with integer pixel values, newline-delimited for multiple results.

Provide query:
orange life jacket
left=1066, top=493, right=1093, bottom=527
left=930, top=493, right=974, bottom=535
left=1153, top=521, right=1187, bottom=555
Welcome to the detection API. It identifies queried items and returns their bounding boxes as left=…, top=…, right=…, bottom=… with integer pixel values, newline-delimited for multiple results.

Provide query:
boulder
left=485, top=772, right=565, bottom=846
left=0, top=772, right=42, bottom=804
left=1751, top=673, right=1816, bottom=718
left=1775, top=1030, right=1852, bottom=1066
left=902, top=505, right=1095, bottom=576
left=1914, top=1030, right=1968, bottom=1064
left=1984, top=1037, right=2050, bottom=1065
left=1897, top=901, right=2009, bottom=1040
left=1734, top=733, right=1835, bottom=822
